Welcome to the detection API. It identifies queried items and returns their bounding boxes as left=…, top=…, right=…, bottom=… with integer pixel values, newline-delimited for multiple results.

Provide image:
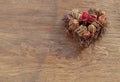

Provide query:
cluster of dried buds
left=63, top=8, right=107, bottom=48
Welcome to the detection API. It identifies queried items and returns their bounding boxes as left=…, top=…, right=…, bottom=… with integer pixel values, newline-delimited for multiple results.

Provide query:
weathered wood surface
left=0, top=0, right=120, bottom=82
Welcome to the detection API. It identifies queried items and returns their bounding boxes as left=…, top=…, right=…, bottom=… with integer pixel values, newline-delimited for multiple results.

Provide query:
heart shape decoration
left=63, top=8, right=107, bottom=48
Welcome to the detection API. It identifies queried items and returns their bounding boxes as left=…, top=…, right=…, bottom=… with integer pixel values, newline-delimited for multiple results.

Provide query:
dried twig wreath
left=63, top=8, right=107, bottom=48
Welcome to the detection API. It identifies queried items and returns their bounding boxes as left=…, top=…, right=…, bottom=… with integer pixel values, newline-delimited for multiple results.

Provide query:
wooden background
left=0, top=0, right=120, bottom=82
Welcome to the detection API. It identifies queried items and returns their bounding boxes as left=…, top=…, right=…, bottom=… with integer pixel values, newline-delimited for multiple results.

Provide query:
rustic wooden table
left=0, top=0, right=120, bottom=82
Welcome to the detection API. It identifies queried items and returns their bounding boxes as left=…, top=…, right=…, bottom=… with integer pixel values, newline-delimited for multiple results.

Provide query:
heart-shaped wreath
left=63, top=8, right=107, bottom=48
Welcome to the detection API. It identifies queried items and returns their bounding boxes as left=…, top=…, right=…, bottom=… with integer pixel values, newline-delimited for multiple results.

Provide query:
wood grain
left=0, top=0, right=120, bottom=82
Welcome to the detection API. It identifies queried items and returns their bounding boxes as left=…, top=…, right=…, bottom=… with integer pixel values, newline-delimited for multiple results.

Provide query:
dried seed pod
left=99, top=20, right=107, bottom=27
left=65, top=14, right=73, bottom=21
left=88, top=8, right=95, bottom=14
left=92, top=22, right=99, bottom=27
left=63, top=14, right=73, bottom=24
left=82, top=31, right=91, bottom=38
left=98, top=15, right=107, bottom=26
left=91, top=14, right=97, bottom=18
left=69, top=19, right=79, bottom=30
left=98, top=10, right=106, bottom=17
left=100, top=11, right=106, bottom=16
left=91, top=33, right=95, bottom=38
left=70, top=9, right=81, bottom=20
left=99, top=15, right=106, bottom=20
left=88, top=8, right=100, bottom=16
left=74, top=25, right=87, bottom=37
left=88, top=24, right=97, bottom=33
left=92, top=22, right=101, bottom=31
left=63, top=14, right=73, bottom=29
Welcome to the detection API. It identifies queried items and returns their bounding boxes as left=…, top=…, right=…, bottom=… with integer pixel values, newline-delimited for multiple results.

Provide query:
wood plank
left=0, top=0, right=120, bottom=82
